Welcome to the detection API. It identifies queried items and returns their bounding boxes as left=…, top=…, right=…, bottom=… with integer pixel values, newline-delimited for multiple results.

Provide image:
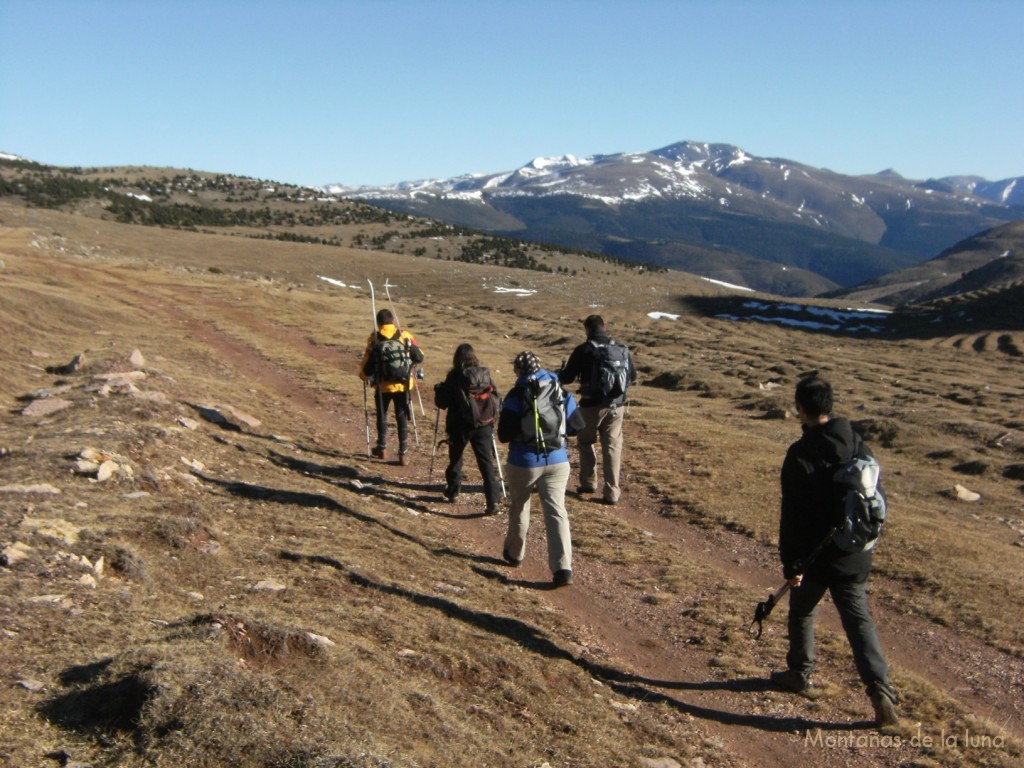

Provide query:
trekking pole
left=408, top=388, right=420, bottom=448
left=492, top=433, right=507, bottom=500
left=749, top=526, right=839, bottom=639
left=428, top=409, right=441, bottom=484
left=363, top=382, right=371, bottom=457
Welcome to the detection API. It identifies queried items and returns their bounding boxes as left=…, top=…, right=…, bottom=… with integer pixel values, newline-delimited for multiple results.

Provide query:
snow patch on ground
left=494, top=286, right=536, bottom=296
left=648, top=311, right=680, bottom=321
left=701, top=277, right=753, bottom=292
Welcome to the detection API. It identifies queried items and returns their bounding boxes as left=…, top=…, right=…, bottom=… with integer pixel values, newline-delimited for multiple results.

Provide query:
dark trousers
left=375, top=390, right=410, bottom=450
left=445, top=426, right=500, bottom=507
left=787, top=571, right=895, bottom=701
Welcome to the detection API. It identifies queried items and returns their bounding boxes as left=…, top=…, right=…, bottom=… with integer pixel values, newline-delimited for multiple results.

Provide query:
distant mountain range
left=326, top=141, right=1024, bottom=296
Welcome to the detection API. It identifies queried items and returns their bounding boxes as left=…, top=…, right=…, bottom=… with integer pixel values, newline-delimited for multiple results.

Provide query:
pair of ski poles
left=365, top=278, right=425, bottom=454
left=427, top=407, right=507, bottom=501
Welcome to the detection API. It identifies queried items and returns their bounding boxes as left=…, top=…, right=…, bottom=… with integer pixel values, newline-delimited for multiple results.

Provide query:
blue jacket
left=498, top=369, right=584, bottom=468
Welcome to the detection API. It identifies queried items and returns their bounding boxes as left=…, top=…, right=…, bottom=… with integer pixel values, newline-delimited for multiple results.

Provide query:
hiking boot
left=575, top=485, right=596, bottom=495
left=399, top=451, right=410, bottom=467
left=552, top=569, right=573, bottom=588
left=871, top=691, right=899, bottom=727
left=443, top=486, right=458, bottom=503
left=770, top=669, right=822, bottom=699
left=371, top=445, right=387, bottom=460
left=483, top=503, right=499, bottom=516
left=502, top=548, right=523, bottom=567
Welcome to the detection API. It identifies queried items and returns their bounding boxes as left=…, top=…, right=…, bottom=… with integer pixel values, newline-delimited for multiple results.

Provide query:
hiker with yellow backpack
left=359, top=308, right=424, bottom=466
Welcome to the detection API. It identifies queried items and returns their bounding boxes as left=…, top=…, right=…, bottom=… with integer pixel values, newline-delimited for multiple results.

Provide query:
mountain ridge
left=326, top=140, right=1024, bottom=294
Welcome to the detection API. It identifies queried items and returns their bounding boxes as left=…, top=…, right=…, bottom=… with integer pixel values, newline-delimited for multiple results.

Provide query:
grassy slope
left=1, top=202, right=1023, bottom=767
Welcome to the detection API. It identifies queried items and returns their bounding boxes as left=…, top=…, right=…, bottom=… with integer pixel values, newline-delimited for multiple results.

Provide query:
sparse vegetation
left=1, top=180, right=1023, bottom=768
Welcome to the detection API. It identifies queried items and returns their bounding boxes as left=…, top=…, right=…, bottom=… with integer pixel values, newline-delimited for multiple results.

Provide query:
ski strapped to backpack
left=458, top=366, right=499, bottom=429
left=587, top=339, right=631, bottom=405
left=831, top=451, right=887, bottom=553
left=517, top=376, right=567, bottom=457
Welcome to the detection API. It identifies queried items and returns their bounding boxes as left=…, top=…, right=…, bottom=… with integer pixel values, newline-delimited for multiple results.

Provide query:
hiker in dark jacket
left=433, top=343, right=501, bottom=515
left=772, top=373, right=898, bottom=727
left=358, top=309, right=424, bottom=466
left=498, top=351, right=585, bottom=588
left=558, top=315, right=636, bottom=504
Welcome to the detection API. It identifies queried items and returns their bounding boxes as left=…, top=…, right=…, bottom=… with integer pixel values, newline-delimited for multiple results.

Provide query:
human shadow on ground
left=282, top=550, right=863, bottom=734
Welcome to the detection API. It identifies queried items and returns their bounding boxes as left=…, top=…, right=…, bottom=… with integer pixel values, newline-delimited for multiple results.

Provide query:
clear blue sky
left=2, top=0, right=1022, bottom=188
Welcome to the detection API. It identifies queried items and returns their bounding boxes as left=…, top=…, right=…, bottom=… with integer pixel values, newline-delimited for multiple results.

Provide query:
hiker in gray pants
left=771, top=374, right=898, bottom=727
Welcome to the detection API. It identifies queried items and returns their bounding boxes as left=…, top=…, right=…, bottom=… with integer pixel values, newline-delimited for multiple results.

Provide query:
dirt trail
left=125, top=276, right=1022, bottom=767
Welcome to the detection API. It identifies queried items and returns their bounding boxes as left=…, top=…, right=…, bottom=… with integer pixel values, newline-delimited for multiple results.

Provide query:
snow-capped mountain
left=325, top=141, right=1024, bottom=293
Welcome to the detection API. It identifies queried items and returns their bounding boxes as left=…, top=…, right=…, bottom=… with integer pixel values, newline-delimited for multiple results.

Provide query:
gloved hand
left=416, top=368, right=425, bottom=380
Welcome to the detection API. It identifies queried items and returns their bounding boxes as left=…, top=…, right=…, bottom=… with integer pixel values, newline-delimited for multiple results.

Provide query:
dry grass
left=2, top=198, right=1023, bottom=767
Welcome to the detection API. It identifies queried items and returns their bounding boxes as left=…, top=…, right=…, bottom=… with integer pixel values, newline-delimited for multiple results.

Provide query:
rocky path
left=119, top=273, right=1023, bottom=768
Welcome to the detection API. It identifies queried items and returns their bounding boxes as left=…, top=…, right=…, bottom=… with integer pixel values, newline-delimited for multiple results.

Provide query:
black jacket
left=558, top=330, right=636, bottom=407
left=779, top=417, right=874, bottom=580
left=434, top=367, right=497, bottom=434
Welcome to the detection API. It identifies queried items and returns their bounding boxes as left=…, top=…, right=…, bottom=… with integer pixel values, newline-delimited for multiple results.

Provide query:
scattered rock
left=252, top=578, right=286, bottom=592
left=1, top=542, right=33, bottom=567
left=195, top=403, right=261, bottom=431
left=96, top=460, right=118, bottom=482
left=1, top=483, right=61, bottom=495
left=77, top=573, right=98, bottom=589
left=20, top=517, right=81, bottom=545
left=180, top=457, right=205, bottom=471
left=1003, top=464, right=1024, bottom=481
left=21, top=397, right=73, bottom=418
left=15, top=678, right=45, bottom=692
left=306, top=632, right=336, bottom=648
left=46, top=352, right=85, bottom=375
left=953, top=484, right=981, bottom=502
left=129, top=348, right=146, bottom=369
left=639, top=758, right=682, bottom=768
left=177, top=416, right=200, bottom=430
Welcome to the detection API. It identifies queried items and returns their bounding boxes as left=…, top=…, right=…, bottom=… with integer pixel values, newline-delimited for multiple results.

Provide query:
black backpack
left=831, top=452, right=887, bottom=553
left=375, top=331, right=412, bottom=383
left=516, top=377, right=567, bottom=454
left=588, top=340, right=630, bottom=405
left=458, top=366, right=499, bottom=429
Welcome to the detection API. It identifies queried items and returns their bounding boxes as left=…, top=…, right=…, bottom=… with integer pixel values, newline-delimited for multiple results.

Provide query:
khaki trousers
left=577, top=405, right=625, bottom=503
left=503, top=461, right=572, bottom=574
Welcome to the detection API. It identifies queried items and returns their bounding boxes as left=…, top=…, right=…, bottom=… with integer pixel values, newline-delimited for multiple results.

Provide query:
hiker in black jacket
left=433, top=343, right=501, bottom=515
left=772, top=373, right=898, bottom=727
left=558, top=315, right=636, bottom=504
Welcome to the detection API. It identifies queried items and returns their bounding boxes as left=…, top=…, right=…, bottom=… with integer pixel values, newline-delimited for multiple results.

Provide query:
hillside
left=329, top=141, right=1024, bottom=294
left=832, top=220, right=1024, bottom=308
left=2, top=198, right=1024, bottom=768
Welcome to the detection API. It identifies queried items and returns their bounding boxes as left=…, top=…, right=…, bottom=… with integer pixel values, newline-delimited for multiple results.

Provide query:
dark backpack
left=516, top=376, right=567, bottom=454
left=588, top=340, right=630, bottom=405
left=375, top=331, right=411, bottom=383
left=458, top=366, right=499, bottom=428
left=831, top=453, right=887, bottom=553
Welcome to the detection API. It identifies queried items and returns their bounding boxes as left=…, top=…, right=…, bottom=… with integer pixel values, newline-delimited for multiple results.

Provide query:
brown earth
left=1, top=206, right=1022, bottom=767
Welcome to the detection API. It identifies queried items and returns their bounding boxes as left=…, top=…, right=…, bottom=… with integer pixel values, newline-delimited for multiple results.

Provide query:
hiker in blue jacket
left=772, top=373, right=898, bottom=727
left=497, top=351, right=585, bottom=588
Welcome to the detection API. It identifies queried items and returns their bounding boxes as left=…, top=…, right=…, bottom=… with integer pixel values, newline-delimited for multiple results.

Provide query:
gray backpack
left=831, top=454, right=887, bottom=553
